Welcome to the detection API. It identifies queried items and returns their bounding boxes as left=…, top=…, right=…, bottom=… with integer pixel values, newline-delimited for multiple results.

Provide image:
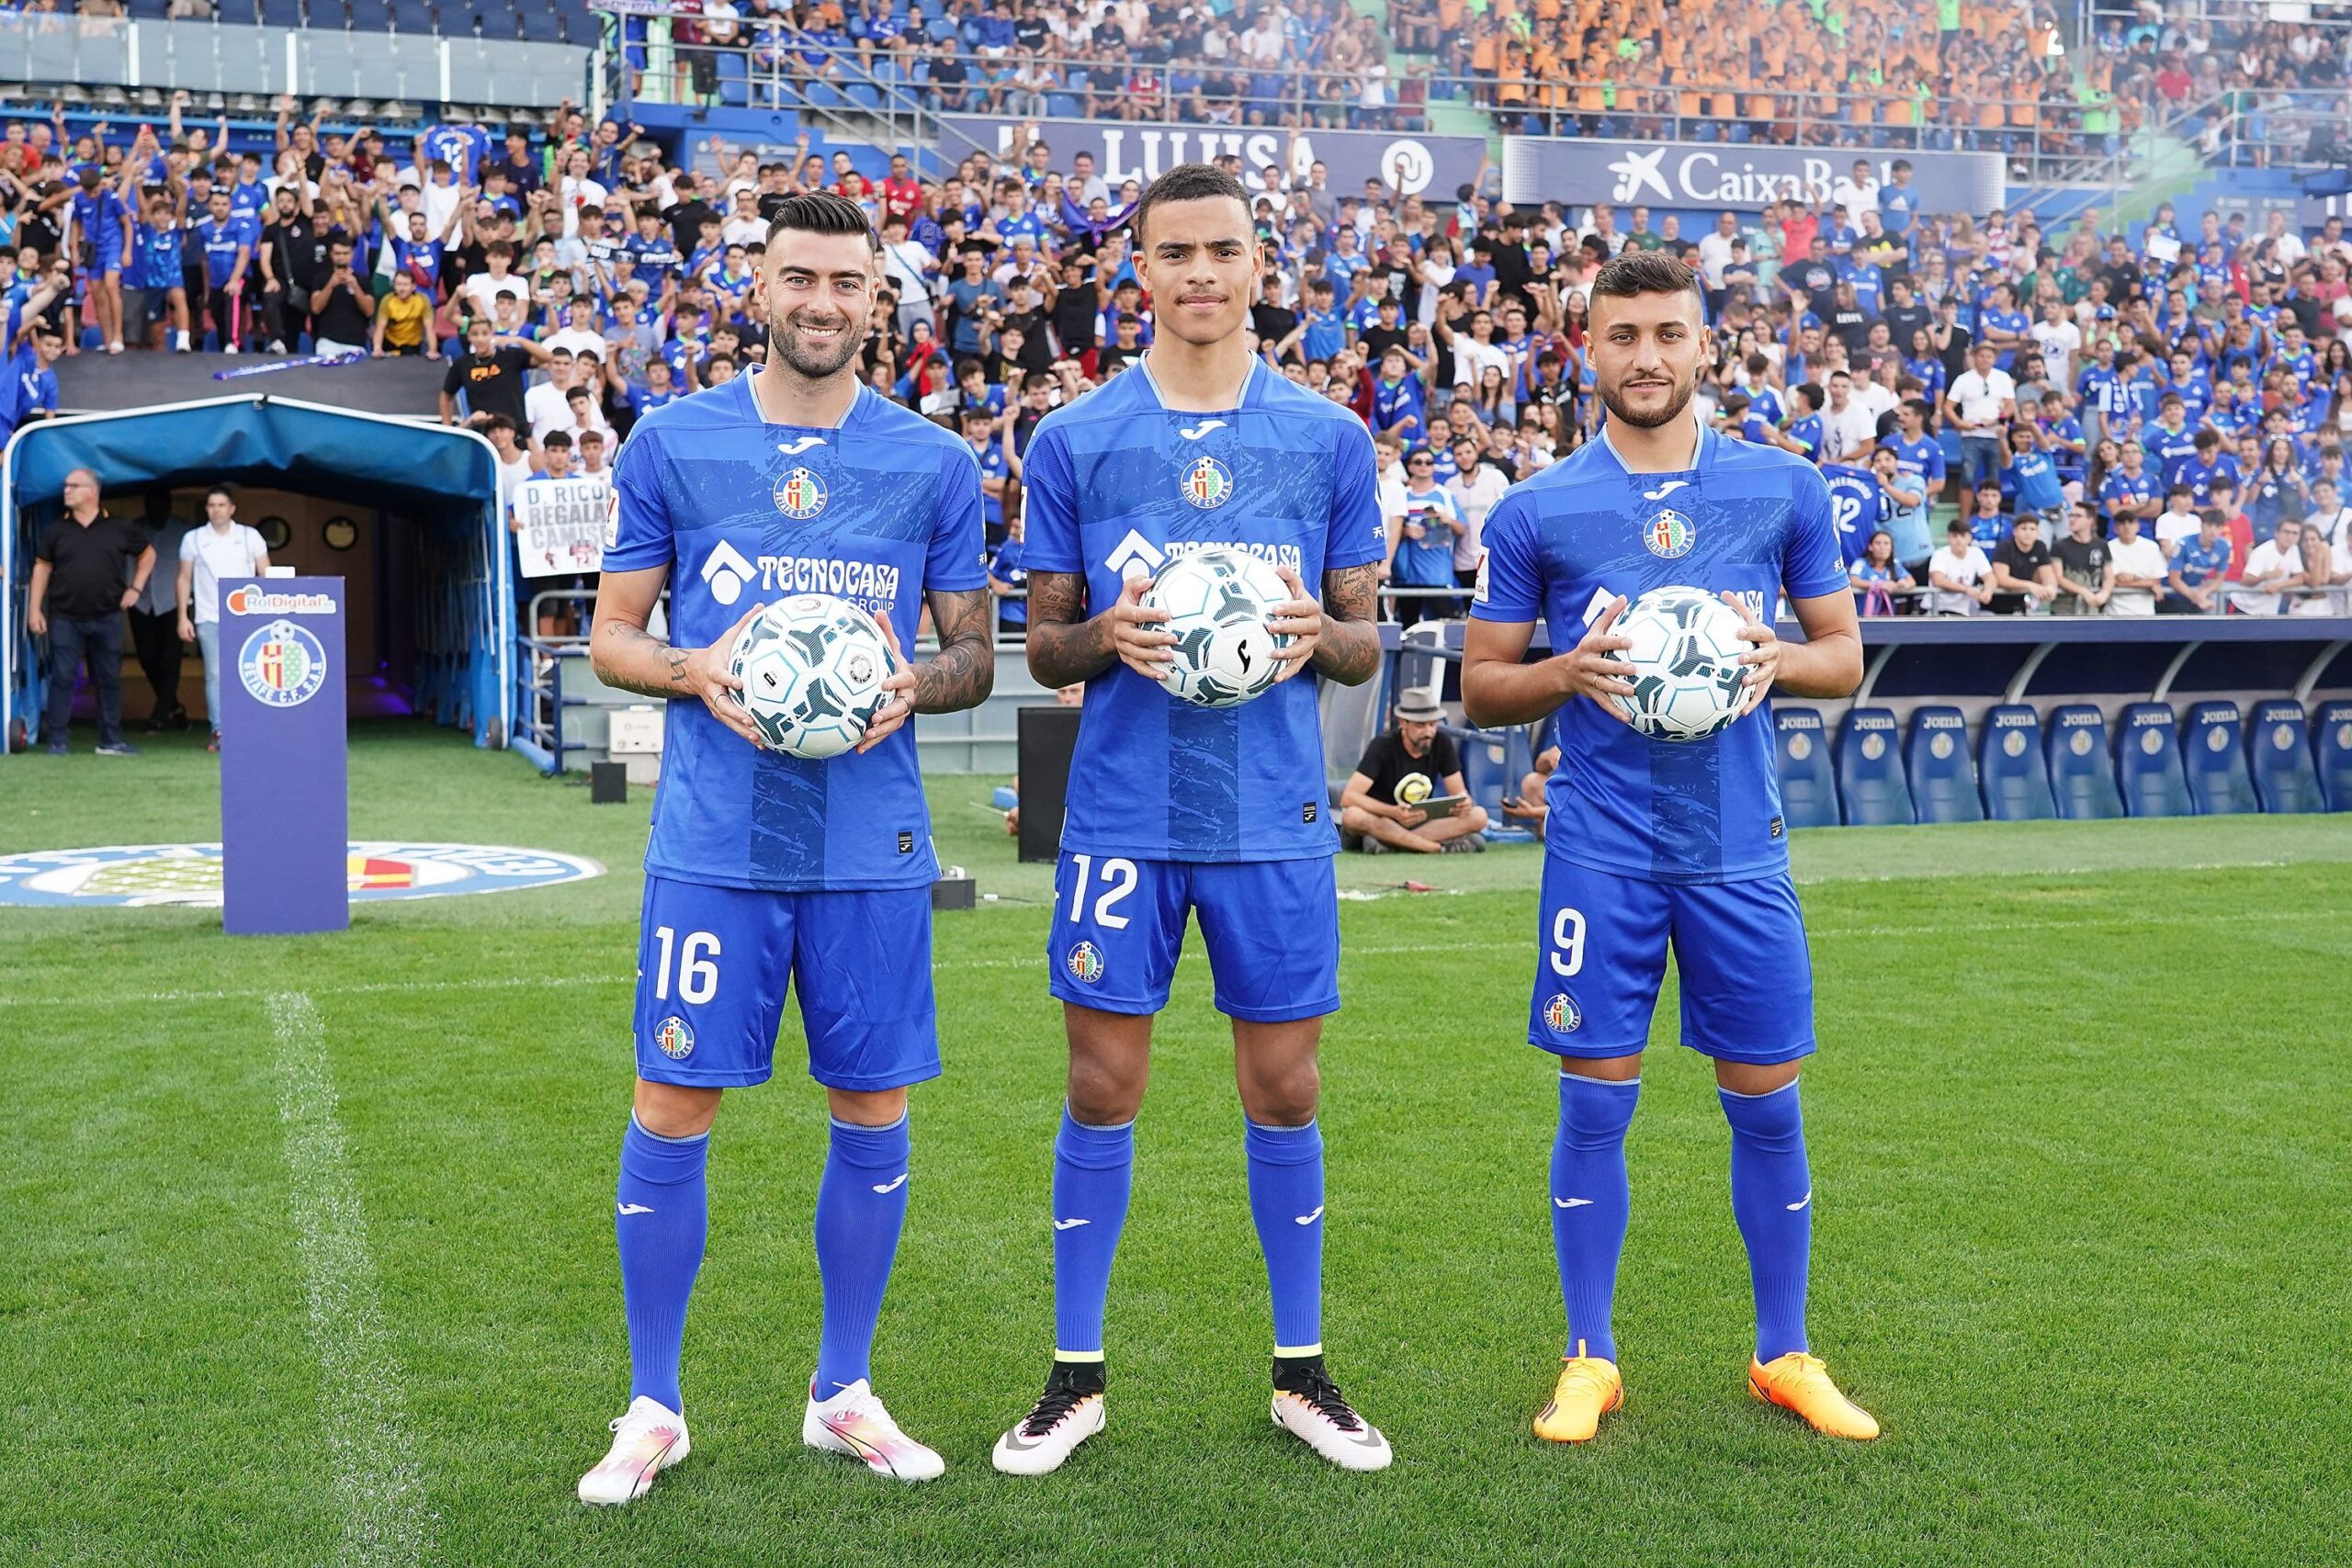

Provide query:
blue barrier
left=2181, top=702, right=2260, bottom=815
left=2045, top=705, right=2125, bottom=820
left=2316, top=700, right=2352, bottom=812
left=1774, top=706, right=1840, bottom=829
left=1837, top=707, right=1913, bottom=826
left=1905, top=706, right=1983, bottom=824
left=2114, top=703, right=2194, bottom=818
left=2245, top=700, right=2326, bottom=814
left=1980, top=705, right=2057, bottom=820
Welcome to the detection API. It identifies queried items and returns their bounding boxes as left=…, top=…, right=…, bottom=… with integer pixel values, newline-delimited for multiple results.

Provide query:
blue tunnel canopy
left=4, top=395, right=513, bottom=749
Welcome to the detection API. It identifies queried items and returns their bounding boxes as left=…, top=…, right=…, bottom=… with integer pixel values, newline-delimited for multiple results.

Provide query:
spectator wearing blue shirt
left=1386, top=447, right=1466, bottom=626
left=961, top=404, right=1012, bottom=541
left=1296, top=278, right=1346, bottom=362
left=2177, top=429, right=2239, bottom=508
left=987, top=518, right=1028, bottom=637
left=2143, top=395, right=2199, bottom=490
left=191, top=187, right=256, bottom=351
left=2037, top=390, right=2086, bottom=494
left=2163, top=513, right=2234, bottom=613
left=1976, top=283, right=2030, bottom=373
left=1783, top=382, right=1826, bottom=462
left=1963, top=479, right=2010, bottom=549
left=1883, top=399, right=1946, bottom=571
left=2098, top=443, right=2160, bottom=526
left=1368, top=345, right=1425, bottom=441
left=2003, top=423, right=2069, bottom=523
left=1878, top=160, right=1917, bottom=234
left=2246, top=438, right=2312, bottom=543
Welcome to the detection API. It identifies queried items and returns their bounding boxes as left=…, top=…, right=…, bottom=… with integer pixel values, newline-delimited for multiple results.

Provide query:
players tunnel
left=0, top=395, right=514, bottom=753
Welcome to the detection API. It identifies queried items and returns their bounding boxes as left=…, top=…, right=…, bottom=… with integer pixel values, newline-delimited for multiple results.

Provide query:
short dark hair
left=763, top=190, right=880, bottom=254
left=543, top=430, right=573, bottom=449
left=1133, top=162, right=1249, bottom=247
left=1589, top=251, right=1704, bottom=315
left=206, top=483, right=236, bottom=504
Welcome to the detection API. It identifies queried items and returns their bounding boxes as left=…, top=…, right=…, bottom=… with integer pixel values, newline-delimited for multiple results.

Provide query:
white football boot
left=1272, top=1366, right=1393, bottom=1472
left=578, top=1395, right=691, bottom=1506
left=802, top=1379, right=946, bottom=1482
left=991, top=1368, right=1107, bottom=1475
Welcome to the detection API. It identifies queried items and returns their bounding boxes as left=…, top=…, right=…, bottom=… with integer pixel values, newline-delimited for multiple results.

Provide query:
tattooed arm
left=911, top=586, right=997, bottom=714
left=589, top=563, right=769, bottom=747
left=1311, top=559, right=1383, bottom=685
left=1024, top=568, right=1175, bottom=689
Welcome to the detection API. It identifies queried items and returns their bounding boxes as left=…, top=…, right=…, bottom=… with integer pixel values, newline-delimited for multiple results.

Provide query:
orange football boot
left=1533, top=1340, right=1623, bottom=1444
left=1747, top=1351, right=1880, bottom=1439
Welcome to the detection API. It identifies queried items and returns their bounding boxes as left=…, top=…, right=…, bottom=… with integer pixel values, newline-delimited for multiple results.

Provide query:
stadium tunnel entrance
left=1, top=396, right=512, bottom=752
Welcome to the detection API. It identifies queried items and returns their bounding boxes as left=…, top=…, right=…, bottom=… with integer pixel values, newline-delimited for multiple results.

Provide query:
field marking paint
left=6, top=906, right=2345, bottom=1012
left=267, top=992, right=433, bottom=1568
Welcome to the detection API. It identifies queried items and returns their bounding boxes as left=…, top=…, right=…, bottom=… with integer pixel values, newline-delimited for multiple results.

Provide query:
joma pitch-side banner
left=1502, top=136, right=2005, bottom=218
left=936, top=116, right=1488, bottom=201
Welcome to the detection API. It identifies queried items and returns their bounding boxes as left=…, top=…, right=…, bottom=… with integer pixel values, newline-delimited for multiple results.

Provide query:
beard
left=768, top=305, right=867, bottom=380
left=1597, top=369, right=1698, bottom=429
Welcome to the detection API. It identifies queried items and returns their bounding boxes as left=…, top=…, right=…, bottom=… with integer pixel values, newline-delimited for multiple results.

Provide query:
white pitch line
left=267, top=992, right=433, bottom=1568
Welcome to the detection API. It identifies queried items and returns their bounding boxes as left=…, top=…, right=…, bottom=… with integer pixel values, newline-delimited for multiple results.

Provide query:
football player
left=576, top=191, right=994, bottom=1503
left=992, top=164, right=1392, bottom=1474
left=1461, top=252, right=1880, bottom=1445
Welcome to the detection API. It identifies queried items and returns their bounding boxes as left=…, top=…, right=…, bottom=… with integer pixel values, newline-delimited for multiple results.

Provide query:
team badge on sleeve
left=774, top=468, right=829, bottom=520
left=604, top=486, right=621, bottom=549
left=1643, top=509, right=1696, bottom=559
left=1181, top=455, right=1235, bottom=511
left=1472, top=546, right=1489, bottom=604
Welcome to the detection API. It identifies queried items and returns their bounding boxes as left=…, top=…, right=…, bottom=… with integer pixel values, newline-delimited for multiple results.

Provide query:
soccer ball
left=1143, top=546, right=1296, bottom=708
left=727, top=593, right=899, bottom=759
left=1605, top=586, right=1752, bottom=742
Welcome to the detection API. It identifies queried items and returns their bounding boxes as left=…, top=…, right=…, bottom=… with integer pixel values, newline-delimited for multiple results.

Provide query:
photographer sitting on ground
left=1339, top=690, right=1490, bottom=854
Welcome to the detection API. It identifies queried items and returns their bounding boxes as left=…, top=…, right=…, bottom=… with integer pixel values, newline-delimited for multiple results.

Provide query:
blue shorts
left=92, top=239, right=123, bottom=276
left=1046, top=853, right=1340, bottom=1022
left=631, top=874, right=941, bottom=1091
left=1528, top=856, right=1816, bottom=1066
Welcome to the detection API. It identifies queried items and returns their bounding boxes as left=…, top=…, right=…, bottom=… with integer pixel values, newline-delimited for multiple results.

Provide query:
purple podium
left=218, top=576, right=348, bottom=935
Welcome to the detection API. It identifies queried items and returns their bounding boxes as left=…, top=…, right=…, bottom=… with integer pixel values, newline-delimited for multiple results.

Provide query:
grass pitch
left=5, top=724, right=2351, bottom=1566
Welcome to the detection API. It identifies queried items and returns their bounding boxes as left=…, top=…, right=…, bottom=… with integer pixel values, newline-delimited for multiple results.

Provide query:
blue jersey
left=72, top=187, right=130, bottom=259
left=130, top=220, right=184, bottom=290
left=2098, top=468, right=2155, bottom=517
left=1785, top=412, right=1824, bottom=461
left=1020, top=358, right=1385, bottom=863
left=419, top=123, right=493, bottom=185
left=603, top=377, right=987, bottom=892
left=2172, top=533, right=2231, bottom=590
left=1821, top=463, right=1890, bottom=561
left=1473, top=425, right=1847, bottom=884
left=195, top=215, right=258, bottom=288
left=2004, top=450, right=2066, bottom=515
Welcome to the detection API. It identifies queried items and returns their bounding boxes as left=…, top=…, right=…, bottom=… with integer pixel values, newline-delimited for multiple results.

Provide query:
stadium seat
left=846, top=83, right=884, bottom=109
left=1450, top=726, right=1521, bottom=840
left=1772, top=706, right=1839, bottom=829
left=348, top=0, right=392, bottom=28
left=1835, top=707, right=1913, bottom=827
left=1977, top=705, right=2056, bottom=820
left=1047, top=93, right=1083, bottom=118
left=1904, top=706, right=1982, bottom=824
left=258, top=0, right=305, bottom=24
left=516, top=6, right=561, bottom=38
left=2180, top=702, right=2259, bottom=816
left=2245, top=699, right=2325, bottom=814
left=2113, top=703, right=2193, bottom=818
left=2314, top=700, right=2352, bottom=812
left=2043, top=705, right=2124, bottom=820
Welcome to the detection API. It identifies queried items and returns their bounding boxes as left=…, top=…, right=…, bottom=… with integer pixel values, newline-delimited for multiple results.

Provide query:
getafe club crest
left=1067, top=941, right=1105, bottom=984
left=1181, top=455, right=1235, bottom=511
left=775, top=467, right=828, bottom=520
left=653, top=1015, right=695, bottom=1060
left=1544, top=993, right=1582, bottom=1033
left=1643, top=508, right=1695, bottom=559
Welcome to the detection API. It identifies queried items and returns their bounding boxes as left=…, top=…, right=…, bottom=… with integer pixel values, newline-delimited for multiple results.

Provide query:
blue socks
left=616, top=1114, right=709, bottom=1415
left=1552, top=1071, right=1640, bottom=1363
left=1050, top=1106, right=1135, bottom=1360
left=1244, top=1118, right=1325, bottom=1356
left=1720, top=1082, right=1812, bottom=1362
left=812, top=1114, right=912, bottom=1396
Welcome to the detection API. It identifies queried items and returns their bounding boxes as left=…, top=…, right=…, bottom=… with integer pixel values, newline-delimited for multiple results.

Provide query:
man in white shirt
left=174, top=484, right=271, bottom=750
left=2028, top=299, right=2081, bottom=388
left=2230, top=517, right=2309, bottom=615
left=2104, top=512, right=2165, bottom=615
left=542, top=299, right=610, bottom=360
left=2262, top=209, right=2307, bottom=268
left=1830, top=159, right=1879, bottom=217
left=1821, top=370, right=1880, bottom=464
left=1447, top=309, right=1511, bottom=394
left=1944, top=342, right=2017, bottom=490
left=526, top=350, right=612, bottom=443
left=2152, top=484, right=2202, bottom=559
left=2304, top=479, right=2352, bottom=612
left=1443, top=435, right=1508, bottom=584
left=461, top=241, right=532, bottom=323
left=1696, top=211, right=1738, bottom=291
left=1928, top=520, right=1995, bottom=615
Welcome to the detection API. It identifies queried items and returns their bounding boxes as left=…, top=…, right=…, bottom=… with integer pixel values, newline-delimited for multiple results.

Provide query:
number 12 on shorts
left=650, top=925, right=721, bottom=1003
left=1065, top=854, right=1138, bottom=930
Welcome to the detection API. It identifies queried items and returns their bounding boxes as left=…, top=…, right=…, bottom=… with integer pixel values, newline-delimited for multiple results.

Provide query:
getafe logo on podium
left=237, top=618, right=328, bottom=708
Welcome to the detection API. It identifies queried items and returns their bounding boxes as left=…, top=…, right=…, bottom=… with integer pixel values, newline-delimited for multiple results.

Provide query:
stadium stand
left=3, top=0, right=2349, bottom=790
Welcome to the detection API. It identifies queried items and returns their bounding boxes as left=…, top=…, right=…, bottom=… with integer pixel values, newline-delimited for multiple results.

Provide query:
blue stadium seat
left=805, top=82, right=847, bottom=108
left=846, top=82, right=884, bottom=109
left=258, top=0, right=305, bottom=24
left=386, top=0, right=433, bottom=28
left=2044, top=705, right=2124, bottom=820
left=1978, top=705, right=2056, bottom=820
left=1904, top=705, right=1981, bottom=824
left=348, top=0, right=391, bottom=28
left=1772, top=706, right=1839, bottom=829
left=716, top=48, right=750, bottom=107
left=517, top=6, right=562, bottom=39
left=2314, top=700, right=2352, bottom=812
left=1448, top=726, right=1527, bottom=843
left=2113, top=703, right=2192, bottom=818
left=2245, top=699, right=2325, bottom=814
left=1047, top=93, right=1082, bottom=118
left=2180, top=701, right=2259, bottom=816
left=1836, top=707, right=1912, bottom=826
